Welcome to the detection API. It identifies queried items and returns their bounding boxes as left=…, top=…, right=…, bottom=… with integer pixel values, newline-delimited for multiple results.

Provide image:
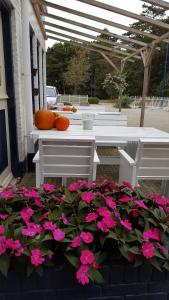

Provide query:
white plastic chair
left=33, top=136, right=99, bottom=187
left=118, top=138, right=169, bottom=189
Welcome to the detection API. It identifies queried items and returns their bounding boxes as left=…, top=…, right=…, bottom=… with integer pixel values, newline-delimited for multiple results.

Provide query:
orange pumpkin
left=35, top=109, right=55, bottom=130
left=54, top=116, right=70, bottom=131
left=63, top=107, right=72, bottom=112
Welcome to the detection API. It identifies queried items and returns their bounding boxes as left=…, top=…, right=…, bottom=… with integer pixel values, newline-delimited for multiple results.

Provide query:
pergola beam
left=44, top=21, right=136, bottom=52
left=47, top=35, right=135, bottom=62
left=46, top=29, right=141, bottom=59
left=42, top=0, right=161, bottom=40
left=77, top=0, right=169, bottom=30
left=44, top=12, right=147, bottom=47
left=142, top=0, right=169, bottom=10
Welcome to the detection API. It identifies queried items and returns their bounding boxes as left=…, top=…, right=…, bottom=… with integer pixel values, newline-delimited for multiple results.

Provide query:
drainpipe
left=21, top=0, right=34, bottom=154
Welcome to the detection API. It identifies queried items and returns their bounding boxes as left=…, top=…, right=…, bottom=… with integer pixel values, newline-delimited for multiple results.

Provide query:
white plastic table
left=31, top=126, right=169, bottom=143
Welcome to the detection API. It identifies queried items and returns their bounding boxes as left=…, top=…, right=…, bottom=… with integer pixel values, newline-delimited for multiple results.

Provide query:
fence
left=58, top=95, right=89, bottom=106
left=131, top=96, right=169, bottom=108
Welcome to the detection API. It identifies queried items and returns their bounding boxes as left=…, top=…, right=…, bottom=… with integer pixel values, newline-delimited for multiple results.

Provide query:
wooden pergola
left=32, top=0, right=169, bottom=126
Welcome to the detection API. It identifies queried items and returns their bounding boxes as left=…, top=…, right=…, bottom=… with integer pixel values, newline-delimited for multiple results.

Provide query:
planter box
left=0, top=264, right=168, bottom=300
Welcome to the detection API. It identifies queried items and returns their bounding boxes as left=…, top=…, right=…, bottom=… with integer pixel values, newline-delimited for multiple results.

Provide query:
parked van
left=46, top=86, right=60, bottom=106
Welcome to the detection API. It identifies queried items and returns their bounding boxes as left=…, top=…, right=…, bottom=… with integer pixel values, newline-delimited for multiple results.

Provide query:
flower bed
left=0, top=178, right=168, bottom=298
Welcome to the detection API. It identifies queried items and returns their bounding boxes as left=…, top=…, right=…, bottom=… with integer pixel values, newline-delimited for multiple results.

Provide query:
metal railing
left=131, top=96, right=169, bottom=108
left=58, top=95, right=89, bottom=106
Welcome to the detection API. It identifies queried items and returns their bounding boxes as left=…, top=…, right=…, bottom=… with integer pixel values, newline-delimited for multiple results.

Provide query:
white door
left=0, top=12, right=12, bottom=187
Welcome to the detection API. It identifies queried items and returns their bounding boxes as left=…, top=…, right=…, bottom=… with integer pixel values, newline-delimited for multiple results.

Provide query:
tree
left=46, top=42, right=76, bottom=93
left=63, top=48, right=90, bottom=94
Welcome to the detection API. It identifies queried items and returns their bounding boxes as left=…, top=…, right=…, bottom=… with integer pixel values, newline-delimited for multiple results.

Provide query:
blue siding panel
left=0, top=110, right=8, bottom=174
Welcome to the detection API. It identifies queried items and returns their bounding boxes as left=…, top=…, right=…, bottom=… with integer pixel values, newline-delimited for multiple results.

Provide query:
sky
left=45, top=0, right=145, bottom=49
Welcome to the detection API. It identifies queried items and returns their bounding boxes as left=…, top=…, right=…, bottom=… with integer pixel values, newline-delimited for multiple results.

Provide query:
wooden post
left=118, top=60, right=126, bottom=112
left=140, top=45, right=155, bottom=127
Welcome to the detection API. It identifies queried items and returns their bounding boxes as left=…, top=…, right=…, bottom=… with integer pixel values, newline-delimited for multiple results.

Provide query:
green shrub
left=115, top=95, right=132, bottom=108
left=88, top=97, right=100, bottom=104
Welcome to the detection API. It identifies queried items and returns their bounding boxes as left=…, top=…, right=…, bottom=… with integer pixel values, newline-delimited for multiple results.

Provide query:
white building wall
left=8, top=0, right=46, bottom=163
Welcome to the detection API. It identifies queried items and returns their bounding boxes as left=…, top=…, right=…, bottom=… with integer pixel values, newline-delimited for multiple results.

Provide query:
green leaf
left=0, top=254, right=10, bottom=277
left=35, top=265, right=44, bottom=277
left=65, top=254, right=80, bottom=268
left=78, top=201, right=88, bottom=210
left=85, top=224, right=97, bottom=231
left=150, top=258, right=162, bottom=272
left=89, top=269, right=104, bottom=284
left=27, top=263, right=35, bottom=277
left=65, top=189, right=74, bottom=204
left=160, top=223, right=168, bottom=232
left=95, top=251, right=107, bottom=264
left=134, top=256, right=143, bottom=267
left=41, top=233, right=53, bottom=242
left=130, top=246, right=140, bottom=255
left=107, top=232, right=118, bottom=240
left=155, top=250, right=164, bottom=259
left=163, top=262, right=169, bottom=271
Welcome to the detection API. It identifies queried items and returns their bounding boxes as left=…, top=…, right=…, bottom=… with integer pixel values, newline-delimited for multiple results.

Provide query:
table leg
left=160, top=181, right=169, bottom=197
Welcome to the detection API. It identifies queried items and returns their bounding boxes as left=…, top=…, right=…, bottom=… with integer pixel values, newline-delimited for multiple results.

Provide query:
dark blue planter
left=0, top=264, right=168, bottom=300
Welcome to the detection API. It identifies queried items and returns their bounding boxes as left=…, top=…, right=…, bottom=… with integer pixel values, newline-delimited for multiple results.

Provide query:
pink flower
left=22, top=223, right=42, bottom=237
left=121, top=219, right=132, bottom=231
left=152, top=194, right=169, bottom=206
left=141, top=242, right=155, bottom=259
left=157, top=243, right=168, bottom=256
left=0, top=190, right=14, bottom=199
left=31, top=249, right=45, bottom=266
left=119, top=195, right=132, bottom=203
left=0, top=225, right=5, bottom=235
left=22, top=189, right=39, bottom=199
left=105, top=196, right=116, bottom=209
left=81, top=192, right=94, bottom=204
left=42, top=183, right=55, bottom=193
left=70, top=236, right=81, bottom=248
left=0, top=237, right=6, bottom=255
left=61, top=212, right=69, bottom=225
left=80, top=232, right=94, bottom=244
left=92, top=262, right=99, bottom=270
left=6, top=239, right=21, bottom=250
left=97, top=206, right=111, bottom=217
left=53, top=229, right=65, bottom=241
left=43, top=221, right=56, bottom=231
left=132, top=208, right=139, bottom=218
left=143, top=229, right=160, bottom=242
left=135, top=200, right=148, bottom=210
left=34, top=197, right=44, bottom=208
left=20, top=207, right=34, bottom=223
left=47, top=250, right=53, bottom=260
left=0, top=214, right=8, bottom=220
left=85, top=212, right=98, bottom=222
left=103, top=216, right=117, bottom=229
left=68, top=182, right=79, bottom=191
left=122, top=181, right=133, bottom=189
left=76, top=265, right=89, bottom=285
left=97, top=220, right=109, bottom=233
left=128, top=253, right=136, bottom=263
left=80, top=250, right=94, bottom=265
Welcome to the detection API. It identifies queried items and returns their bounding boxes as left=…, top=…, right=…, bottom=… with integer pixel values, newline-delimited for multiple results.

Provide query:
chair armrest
left=33, top=151, right=39, bottom=163
left=94, top=150, right=100, bottom=164
left=118, top=149, right=135, bottom=166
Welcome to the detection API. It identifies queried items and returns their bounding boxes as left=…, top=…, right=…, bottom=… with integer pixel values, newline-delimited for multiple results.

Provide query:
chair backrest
left=135, top=138, right=169, bottom=179
left=38, top=136, right=95, bottom=180
left=67, top=113, right=127, bottom=126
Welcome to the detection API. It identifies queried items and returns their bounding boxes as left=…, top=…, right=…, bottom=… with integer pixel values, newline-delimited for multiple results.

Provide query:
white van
left=46, top=86, right=60, bottom=106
